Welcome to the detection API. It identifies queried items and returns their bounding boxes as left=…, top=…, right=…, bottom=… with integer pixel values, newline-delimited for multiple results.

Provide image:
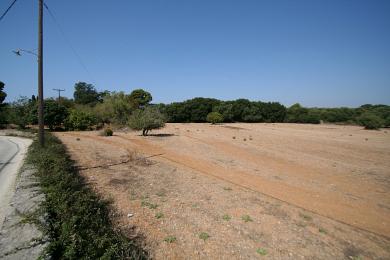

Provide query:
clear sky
left=1, top=0, right=389, bottom=107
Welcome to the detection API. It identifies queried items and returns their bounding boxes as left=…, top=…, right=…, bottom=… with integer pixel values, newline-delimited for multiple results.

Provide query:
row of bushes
left=26, top=133, right=148, bottom=258
left=1, top=81, right=389, bottom=130
left=156, top=98, right=390, bottom=129
left=157, top=98, right=287, bottom=123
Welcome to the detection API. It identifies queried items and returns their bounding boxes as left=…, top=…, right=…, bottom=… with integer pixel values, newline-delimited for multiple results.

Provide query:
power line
left=43, top=2, right=97, bottom=85
left=0, top=0, right=18, bottom=23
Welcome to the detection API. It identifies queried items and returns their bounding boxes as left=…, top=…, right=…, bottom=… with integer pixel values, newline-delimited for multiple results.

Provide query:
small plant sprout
left=300, top=213, right=312, bottom=221
left=199, top=232, right=210, bottom=241
left=241, top=215, right=253, bottom=222
left=156, top=191, right=166, bottom=197
left=222, top=214, right=231, bottom=221
left=141, top=201, right=158, bottom=209
left=256, top=248, right=267, bottom=256
left=319, top=227, right=327, bottom=234
left=164, top=236, right=176, bottom=243
left=155, top=212, right=164, bottom=219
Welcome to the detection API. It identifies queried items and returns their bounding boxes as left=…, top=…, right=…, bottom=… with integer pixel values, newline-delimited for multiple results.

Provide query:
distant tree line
left=156, top=98, right=287, bottom=123
left=155, top=98, right=389, bottom=129
left=1, top=80, right=389, bottom=131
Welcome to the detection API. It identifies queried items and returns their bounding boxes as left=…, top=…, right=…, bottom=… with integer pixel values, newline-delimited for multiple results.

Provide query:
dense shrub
left=104, top=127, right=113, bottom=136
left=7, top=97, right=36, bottom=129
left=164, top=98, right=286, bottom=123
left=286, top=103, right=320, bottom=124
left=64, top=109, right=96, bottom=131
left=93, top=92, right=134, bottom=125
left=128, top=106, right=166, bottom=136
left=357, top=112, right=383, bottom=130
left=26, top=134, right=147, bottom=258
left=206, top=112, right=224, bottom=124
left=44, top=100, right=69, bottom=130
left=73, top=82, right=102, bottom=105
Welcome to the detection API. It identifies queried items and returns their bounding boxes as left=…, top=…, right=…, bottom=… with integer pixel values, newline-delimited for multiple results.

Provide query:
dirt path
left=55, top=123, right=390, bottom=259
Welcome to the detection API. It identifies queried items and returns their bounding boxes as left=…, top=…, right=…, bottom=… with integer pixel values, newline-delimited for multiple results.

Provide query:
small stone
left=127, top=213, right=134, bottom=218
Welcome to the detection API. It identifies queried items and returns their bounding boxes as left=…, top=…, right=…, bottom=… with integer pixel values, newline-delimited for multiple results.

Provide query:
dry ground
left=55, top=123, right=390, bottom=259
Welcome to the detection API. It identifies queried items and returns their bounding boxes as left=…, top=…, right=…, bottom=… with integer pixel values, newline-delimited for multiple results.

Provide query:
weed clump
left=241, top=215, right=253, bottom=222
left=26, top=133, right=147, bottom=259
left=155, top=212, right=164, bottom=219
left=164, top=236, right=176, bottom=243
left=199, top=232, right=210, bottom=241
left=104, top=127, right=113, bottom=136
left=222, top=214, right=231, bottom=221
left=256, top=248, right=267, bottom=256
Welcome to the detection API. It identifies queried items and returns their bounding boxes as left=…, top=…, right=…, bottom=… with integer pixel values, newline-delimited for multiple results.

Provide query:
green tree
left=74, top=82, right=101, bottom=105
left=0, top=81, right=7, bottom=126
left=8, top=97, right=35, bottom=129
left=128, top=89, right=152, bottom=109
left=94, top=91, right=133, bottom=124
left=128, top=106, right=166, bottom=136
left=213, top=102, right=234, bottom=122
left=206, top=112, right=224, bottom=124
left=242, top=103, right=263, bottom=122
left=64, top=109, right=96, bottom=131
left=0, top=81, right=6, bottom=105
left=357, top=112, right=383, bottom=130
left=44, top=99, right=69, bottom=130
left=286, top=103, right=320, bottom=124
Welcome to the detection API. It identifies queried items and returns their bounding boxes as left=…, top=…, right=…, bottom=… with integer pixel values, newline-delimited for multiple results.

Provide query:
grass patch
left=141, top=201, right=158, bottom=209
left=256, top=248, right=267, bottom=256
left=155, top=212, right=164, bottom=219
left=319, top=227, right=327, bottom=234
left=300, top=213, right=312, bottom=221
left=164, top=236, right=177, bottom=243
left=222, top=214, right=231, bottom=221
left=26, top=133, right=148, bottom=259
left=199, top=232, right=210, bottom=241
left=241, top=215, right=253, bottom=222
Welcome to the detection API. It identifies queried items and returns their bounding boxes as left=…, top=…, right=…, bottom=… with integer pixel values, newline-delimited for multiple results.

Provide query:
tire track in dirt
left=59, top=132, right=390, bottom=238
left=182, top=134, right=382, bottom=195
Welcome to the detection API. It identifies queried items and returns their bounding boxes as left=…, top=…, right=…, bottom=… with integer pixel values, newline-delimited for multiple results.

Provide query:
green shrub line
left=26, top=133, right=148, bottom=259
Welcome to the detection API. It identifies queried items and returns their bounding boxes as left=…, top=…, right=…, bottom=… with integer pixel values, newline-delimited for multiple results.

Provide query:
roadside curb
left=0, top=165, right=48, bottom=259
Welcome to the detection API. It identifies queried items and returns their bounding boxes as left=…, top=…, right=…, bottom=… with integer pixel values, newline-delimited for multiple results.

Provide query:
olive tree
left=206, top=112, right=224, bottom=124
left=128, top=106, right=165, bottom=136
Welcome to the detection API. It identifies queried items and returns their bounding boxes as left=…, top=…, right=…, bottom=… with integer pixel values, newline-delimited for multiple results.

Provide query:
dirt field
left=55, top=123, right=390, bottom=259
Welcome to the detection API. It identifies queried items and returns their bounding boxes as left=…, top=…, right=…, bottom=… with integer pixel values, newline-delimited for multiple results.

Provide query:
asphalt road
left=0, top=136, right=32, bottom=229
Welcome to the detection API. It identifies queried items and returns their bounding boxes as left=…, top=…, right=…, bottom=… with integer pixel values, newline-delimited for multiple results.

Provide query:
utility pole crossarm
left=52, top=88, right=65, bottom=101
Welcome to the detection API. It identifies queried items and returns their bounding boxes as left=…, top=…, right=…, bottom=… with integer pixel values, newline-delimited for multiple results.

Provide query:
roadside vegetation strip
left=26, top=133, right=148, bottom=259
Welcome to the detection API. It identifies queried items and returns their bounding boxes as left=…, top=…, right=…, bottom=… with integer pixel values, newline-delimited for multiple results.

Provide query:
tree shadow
left=147, top=133, right=175, bottom=137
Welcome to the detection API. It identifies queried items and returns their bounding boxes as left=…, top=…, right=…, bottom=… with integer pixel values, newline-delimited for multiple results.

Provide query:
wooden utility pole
left=38, top=0, right=44, bottom=146
left=53, top=88, right=65, bottom=102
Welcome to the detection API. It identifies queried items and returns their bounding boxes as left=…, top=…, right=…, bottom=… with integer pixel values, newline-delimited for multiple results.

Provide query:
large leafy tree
left=128, top=106, right=166, bottom=136
left=128, top=89, right=152, bottom=109
left=0, top=81, right=7, bottom=126
left=8, top=97, right=35, bottom=129
left=93, top=91, right=133, bottom=124
left=0, top=81, right=6, bottom=105
left=44, top=99, right=69, bottom=130
left=74, top=82, right=101, bottom=105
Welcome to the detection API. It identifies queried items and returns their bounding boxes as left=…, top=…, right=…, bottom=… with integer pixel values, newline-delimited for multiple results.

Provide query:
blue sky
left=1, top=0, right=389, bottom=107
